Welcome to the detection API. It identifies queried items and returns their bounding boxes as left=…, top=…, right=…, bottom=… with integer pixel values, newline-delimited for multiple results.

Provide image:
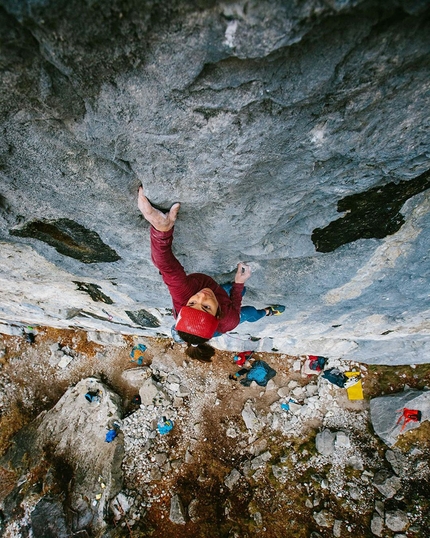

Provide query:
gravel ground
left=1, top=326, right=430, bottom=538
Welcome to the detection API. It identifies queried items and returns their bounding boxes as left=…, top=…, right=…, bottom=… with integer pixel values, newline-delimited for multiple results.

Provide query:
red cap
left=175, top=306, right=219, bottom=339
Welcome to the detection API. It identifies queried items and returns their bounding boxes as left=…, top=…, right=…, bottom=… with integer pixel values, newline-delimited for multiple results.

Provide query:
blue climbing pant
left=239, top=305, right=267, bottom=323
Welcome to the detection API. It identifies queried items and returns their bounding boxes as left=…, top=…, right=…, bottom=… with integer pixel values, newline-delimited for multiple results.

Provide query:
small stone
left=277, top=387, right=290, bottom=398
left=177, top=385, right=190, bottom=397
left=313, top=509, right=334, bottom=528
left=173, top=397, right=183, bottom=407
left=150, top=467, right=162, bottom=481
left=242, top=401, right=260, bottom=431
left=333, top=520, right=342, bottom=538
left=224, top=469, right=241, bottom=489
left=250, top=451, right=271, bottom=470
left=185, top=448, right=194, bottom=463
left=371, top=513, right=384, bottom=537
left=385, top=449, right=407, bottom=477
left=373, top=469, right=401, bottom=498
left=385, top=510, right=409, bottom=532
left=348, top=455, right=364, bottom=470
left=292, top=386, right=305, bottom=399
left=335, top=431, right=350, bottom=448
left=58, top=354, right=74, bottom=368
left=315, top=429, right=335, bottom=456
left=253, top=511, right=263, bottom=526
left=265, top=379, right=276, bottom=391
left=272, top=465, right=286, bottom=482
left=348, top=485, right=361, bottom=500
left=167, top=373, right=180, bottom=384
left=169, top=494, right=186, bottom=525
left=375, top=500, right=385, bottom=517
left=289, top=402, right=302, bottom=414
left=188, top=498, right=199, bottom=523
left=306, top=384, right=319, bottom=396
left=154, top=453, right=168, bottom=465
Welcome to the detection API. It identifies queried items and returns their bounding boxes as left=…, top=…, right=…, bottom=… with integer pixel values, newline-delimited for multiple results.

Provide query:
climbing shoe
left=265, top=304, right=286, bottom=316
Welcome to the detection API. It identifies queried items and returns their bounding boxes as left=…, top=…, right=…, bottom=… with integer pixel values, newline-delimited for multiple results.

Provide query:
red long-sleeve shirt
left=150, top=227, right=244, bottom=334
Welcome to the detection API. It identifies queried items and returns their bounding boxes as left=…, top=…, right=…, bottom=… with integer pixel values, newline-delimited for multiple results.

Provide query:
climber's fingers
left=138, top=186, right=180, bottom=232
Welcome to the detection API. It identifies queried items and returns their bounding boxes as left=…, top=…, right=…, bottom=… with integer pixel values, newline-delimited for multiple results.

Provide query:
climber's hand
left=234, top=263, right=251, bottom=284
left=138, top=186, right=180, bottom=232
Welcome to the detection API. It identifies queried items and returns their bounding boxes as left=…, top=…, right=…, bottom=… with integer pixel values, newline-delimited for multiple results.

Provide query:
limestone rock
left=121, top=366, right=152, bottom=388
left=371, top=513, right=385, bottom=537
left=225, top=469, right=242, bottom=490
left=1, top=377, right=123, bottom=536
left=139, top=377, right=171, bottom=407
left=31, top=496, right=69, bottom=538
left=385, top=510, right=409, bottom=533
left=169, top=494, right=186, bottom=525
left=335, top=431, right=351, bottom=448
left=188, top=499, right=200, bottom=523
left=313, top=509, right=334, bottom=528
left=373, top=469, right=402, bottom=499
left=333, top=520, right=342, bottom=538
left=0, top=0, right=428, bottom=365
left=87, top=331, right=126, bottom=347
left=316, top=429, right=336, bottom=456
left=385, top=449, right=408, bottom=477
left=242, top=401, right=261, bottom=432
left=370, top=390, right=430, bottom=445
left=110, top=492, right=132, bottom=521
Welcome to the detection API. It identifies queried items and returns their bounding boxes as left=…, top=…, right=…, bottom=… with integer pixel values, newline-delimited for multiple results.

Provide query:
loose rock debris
left=0, top=327, right=430, bottom=538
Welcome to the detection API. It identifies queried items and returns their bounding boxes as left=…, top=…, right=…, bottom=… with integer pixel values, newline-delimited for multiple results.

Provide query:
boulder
left=1, top=378, right=124, bottom=536
left=370, top=390, right=430, bottom=446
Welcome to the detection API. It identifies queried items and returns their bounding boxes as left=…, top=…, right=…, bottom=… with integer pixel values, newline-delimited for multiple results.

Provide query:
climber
left=138, top=186, right=285, bottom=363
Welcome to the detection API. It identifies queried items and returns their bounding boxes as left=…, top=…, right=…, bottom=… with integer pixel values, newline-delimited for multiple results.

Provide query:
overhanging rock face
left=0, top=0, right=429, bottom=364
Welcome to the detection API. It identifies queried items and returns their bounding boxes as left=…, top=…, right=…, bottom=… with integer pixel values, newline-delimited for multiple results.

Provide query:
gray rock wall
left=0, top=0, right=429, bottom=364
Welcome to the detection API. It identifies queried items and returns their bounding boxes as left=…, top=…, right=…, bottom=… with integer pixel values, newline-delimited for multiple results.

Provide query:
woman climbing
left=138, top=187, right=285, bottom=362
